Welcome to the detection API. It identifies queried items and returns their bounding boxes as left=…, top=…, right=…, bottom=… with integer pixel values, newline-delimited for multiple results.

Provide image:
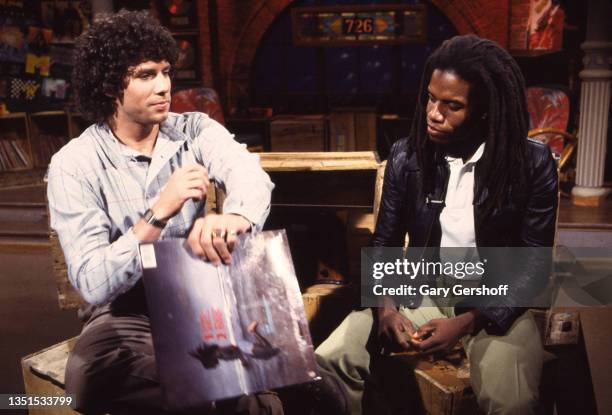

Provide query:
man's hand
left=412, top=312, right=476, bottom=354
left=187, top=213, right=252, bottom=266
left=153, top=165, right=210, bottom=220
left=377, top=308, right=417, bottom=352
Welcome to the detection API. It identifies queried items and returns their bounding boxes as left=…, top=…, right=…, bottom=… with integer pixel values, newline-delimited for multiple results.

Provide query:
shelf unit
left=0, top=113, right=33, bottom=172
left=29, top=111, right=70, bottom=168
left=0, top=111, right=88, bottom=184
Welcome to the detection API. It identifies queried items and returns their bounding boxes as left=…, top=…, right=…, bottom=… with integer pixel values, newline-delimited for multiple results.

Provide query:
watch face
left=145, top=209, right=166, bottom=228
left=144, top=209, right=154, bottom=222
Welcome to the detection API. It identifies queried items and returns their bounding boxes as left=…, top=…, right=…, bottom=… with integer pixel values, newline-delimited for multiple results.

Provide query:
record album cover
left=140, top=230, right=318, bottom=411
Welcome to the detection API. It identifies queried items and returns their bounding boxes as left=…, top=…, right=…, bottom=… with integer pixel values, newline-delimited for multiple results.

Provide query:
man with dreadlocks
left=316, top=35, right=558, bottom=414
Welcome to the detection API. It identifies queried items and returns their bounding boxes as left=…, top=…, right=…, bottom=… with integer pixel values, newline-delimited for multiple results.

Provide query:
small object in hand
left=212, top=228, right=226, bottom=238
left=413, top=329, right=433, bottom=342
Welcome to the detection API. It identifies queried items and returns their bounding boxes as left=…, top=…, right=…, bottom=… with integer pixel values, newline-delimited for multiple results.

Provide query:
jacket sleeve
left=373, top=139, right=409, bottom=247
left=477, top=143, right=558, bottom=334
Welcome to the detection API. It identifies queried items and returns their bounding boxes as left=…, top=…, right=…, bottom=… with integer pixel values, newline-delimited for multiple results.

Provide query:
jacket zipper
left=423, top=161, right=450, bottom=247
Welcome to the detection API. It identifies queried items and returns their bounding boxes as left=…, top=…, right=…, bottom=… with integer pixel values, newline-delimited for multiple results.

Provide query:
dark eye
left=448, top=103, right=463, bottom=111
left=138, top=73, right=153, bottom=80
left=427, top=93, right=437, bottom=103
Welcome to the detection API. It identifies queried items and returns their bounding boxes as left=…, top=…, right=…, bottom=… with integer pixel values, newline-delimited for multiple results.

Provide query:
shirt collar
left=96, top=116, right=187, bottom=162
left=445, top=142, right=485, bottom=166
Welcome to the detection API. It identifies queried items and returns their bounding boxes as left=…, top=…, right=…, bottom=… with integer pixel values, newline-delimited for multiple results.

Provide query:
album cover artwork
left=140, top=230, right=318, bottom=411
left=173, top=35, right=200, bottom=81
left=159, top=0, right=197, bottom=30
left=0, top=17, right=26, bottom=63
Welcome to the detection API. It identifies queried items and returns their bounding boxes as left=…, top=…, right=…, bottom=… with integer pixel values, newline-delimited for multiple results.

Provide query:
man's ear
left=105, top=88, right=123, bottom=105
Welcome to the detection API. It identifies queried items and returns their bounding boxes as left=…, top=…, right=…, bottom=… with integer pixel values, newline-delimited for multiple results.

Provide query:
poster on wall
left=41, top=0, right=91, bottom=43
left=173, top=34, right=200, bottom=82
left=527, top=0, right=564, bottom=51
left=0, top=16, right=26, bottom=63
left=158, top=0, right=197, bottom=31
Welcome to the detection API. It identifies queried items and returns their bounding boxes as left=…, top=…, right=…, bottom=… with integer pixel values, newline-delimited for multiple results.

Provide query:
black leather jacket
left=373, top=137, right=558, bottom=335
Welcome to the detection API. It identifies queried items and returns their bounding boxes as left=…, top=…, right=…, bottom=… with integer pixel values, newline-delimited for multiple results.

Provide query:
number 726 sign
left=292, top=5, right=426, bottom=46
left=343, top=17, right=374, bottom=35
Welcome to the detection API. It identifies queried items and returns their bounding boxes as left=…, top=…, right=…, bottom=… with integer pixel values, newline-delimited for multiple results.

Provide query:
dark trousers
left=65, top=306, right=283, bottom=415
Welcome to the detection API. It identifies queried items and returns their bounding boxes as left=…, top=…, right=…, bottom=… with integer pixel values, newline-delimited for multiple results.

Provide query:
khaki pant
left=315, top=298, right=543, bottom=415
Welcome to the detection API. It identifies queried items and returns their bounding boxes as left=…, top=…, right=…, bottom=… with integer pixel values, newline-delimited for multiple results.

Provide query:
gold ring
left=212, top=228, right=226, bottom=238
left=228, top=230, right=237, bottom=237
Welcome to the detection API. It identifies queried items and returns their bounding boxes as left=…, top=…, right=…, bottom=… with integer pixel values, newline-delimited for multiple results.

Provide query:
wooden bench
left=21, top=338, right=79, bottom=415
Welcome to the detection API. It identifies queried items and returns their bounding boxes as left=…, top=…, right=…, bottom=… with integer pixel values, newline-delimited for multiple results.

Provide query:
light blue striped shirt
left=47, top=112, right=273, bottom=305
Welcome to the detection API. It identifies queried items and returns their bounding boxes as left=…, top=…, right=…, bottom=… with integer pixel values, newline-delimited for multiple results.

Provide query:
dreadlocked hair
left=72, top=10, right=178, bottom=124
left=409, top=35, right=529, bottom=218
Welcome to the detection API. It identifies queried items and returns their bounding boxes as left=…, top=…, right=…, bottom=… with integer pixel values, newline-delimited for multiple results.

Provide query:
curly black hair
left=410, top=35, right=529, bottom=218
left=72, top=10, right=178, bottom=123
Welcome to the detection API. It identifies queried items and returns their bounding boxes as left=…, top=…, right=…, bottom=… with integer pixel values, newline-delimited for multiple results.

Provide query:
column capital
left=581, top=41, right=612, bottom=71
left=579, top=69, right=612, bottom=81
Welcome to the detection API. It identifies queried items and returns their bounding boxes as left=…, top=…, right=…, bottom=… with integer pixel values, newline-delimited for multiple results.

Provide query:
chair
left=526, top=86, right=577, bottom=173
left=171, top=87, right=225, bottom=125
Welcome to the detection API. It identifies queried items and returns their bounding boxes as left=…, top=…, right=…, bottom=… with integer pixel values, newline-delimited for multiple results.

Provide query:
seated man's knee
left=478, top=391, right=538, bottom=415
left=65, top=353, right=102, bottom=413
left=228, top=392, right=283, bottom=415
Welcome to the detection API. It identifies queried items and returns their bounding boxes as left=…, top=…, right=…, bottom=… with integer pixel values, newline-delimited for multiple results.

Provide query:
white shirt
left=440, top=142, right=485, bottom=247
left=439, top=143, right=485, bottom=279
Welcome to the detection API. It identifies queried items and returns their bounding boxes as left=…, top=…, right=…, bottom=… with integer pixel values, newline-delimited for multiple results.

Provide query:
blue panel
left=286, top=47, right=317, bottom=92
left=325, top=47, right=359, bottom=93
left=252, top=0, right=459, bottom=110
left=427, top=2, right=460, bottom=41
left=400, top=44, right=428, bottom=93
left=401, top=2, right=458, bottom=94
left=360, top=45, right=393, bottom=93
left=252, top=40, right=284, bottom=93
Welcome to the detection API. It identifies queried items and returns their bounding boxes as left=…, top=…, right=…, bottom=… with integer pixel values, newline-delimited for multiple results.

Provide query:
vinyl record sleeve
left=140, top=230, right=318, bottom=411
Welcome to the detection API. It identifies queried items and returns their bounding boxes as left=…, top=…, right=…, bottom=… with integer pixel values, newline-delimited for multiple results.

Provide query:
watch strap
left=143, top=208, right=167, bottom=229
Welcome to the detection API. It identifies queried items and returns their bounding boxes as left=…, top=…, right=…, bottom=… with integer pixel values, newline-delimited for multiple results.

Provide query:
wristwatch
left=143, top=208, right=167, bottom=229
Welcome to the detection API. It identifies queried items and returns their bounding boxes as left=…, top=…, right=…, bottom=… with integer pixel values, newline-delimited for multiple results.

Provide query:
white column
left=571, top=40, right=612, bottom=205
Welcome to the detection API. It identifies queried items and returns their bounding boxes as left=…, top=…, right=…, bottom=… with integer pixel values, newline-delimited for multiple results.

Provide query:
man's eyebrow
left=427, top=90, right=466, bottom=106
left=133, top=68, right=156, bottom=76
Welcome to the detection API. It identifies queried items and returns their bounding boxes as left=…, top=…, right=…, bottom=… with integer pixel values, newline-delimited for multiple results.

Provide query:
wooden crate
left=269, top=115, right=326, bottom=151
left=21, top=337, right=80, bottom=415
left=260, top=152, right=383, bottom=285
left=302, top=283, right=354, bottom=347
left=329, top=108, right=377, bottom=152
left=329, top=112, right=355, bottom=151
left=346, top=211, right=376, bottom=280
left=376, top=350, right=479, bottom=415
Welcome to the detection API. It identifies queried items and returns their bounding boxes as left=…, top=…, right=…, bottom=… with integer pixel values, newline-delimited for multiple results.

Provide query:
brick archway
left=225, top=0, right=293, bottom=110
left=224, top=0, right=507, bottom=110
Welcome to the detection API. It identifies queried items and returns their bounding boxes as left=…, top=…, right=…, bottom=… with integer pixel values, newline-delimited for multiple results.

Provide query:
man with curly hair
left=47, top=10, right=282, bottom=414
